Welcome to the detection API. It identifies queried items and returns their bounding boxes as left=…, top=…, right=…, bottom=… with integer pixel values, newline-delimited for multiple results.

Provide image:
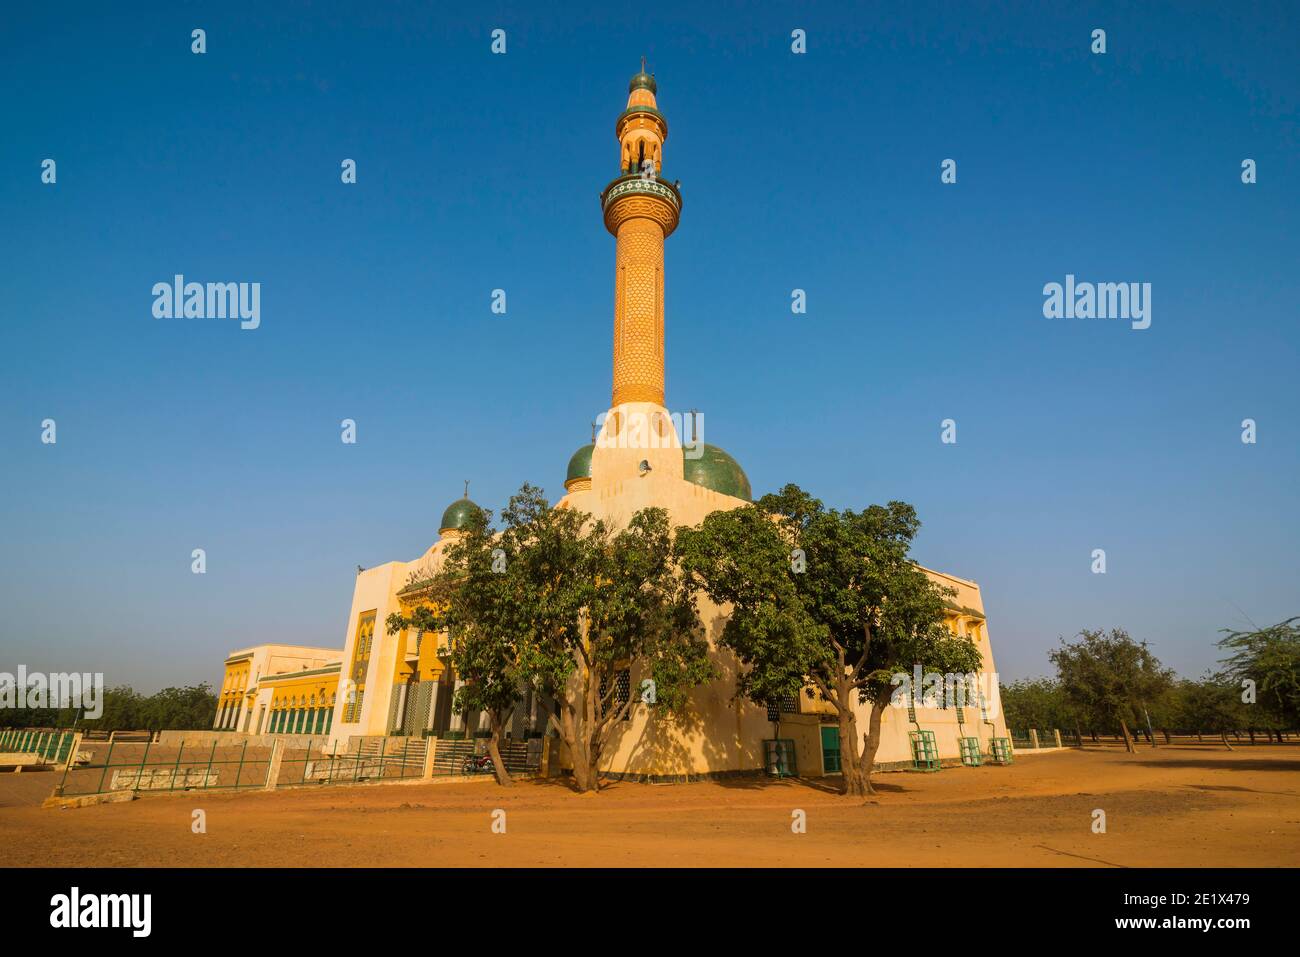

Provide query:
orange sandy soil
left=2, top=744, right=1297, bottom=867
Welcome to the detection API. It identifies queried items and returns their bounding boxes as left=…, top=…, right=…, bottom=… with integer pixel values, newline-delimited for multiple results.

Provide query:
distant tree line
left=1001, top=619, right=1299, bottom=751
left=0, top=683, right=216, bottom=733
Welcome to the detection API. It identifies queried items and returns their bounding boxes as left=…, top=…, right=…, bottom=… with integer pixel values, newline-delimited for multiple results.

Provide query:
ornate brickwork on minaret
left=601, top=61, right=682, bottom=408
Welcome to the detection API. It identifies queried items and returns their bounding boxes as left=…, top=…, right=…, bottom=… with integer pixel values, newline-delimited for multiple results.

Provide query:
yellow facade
left=212, top=644, right=343, bottom=734
left=342, top=612, right=376, bottom=723
left=390, top=592, right=451, bottom=685
left=263, top=667, right=340, bottom=737
left=215, top=659, right=251, bottom=730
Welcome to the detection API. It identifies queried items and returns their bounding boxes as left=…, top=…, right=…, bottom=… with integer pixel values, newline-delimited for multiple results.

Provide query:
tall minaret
left=601, top=60, right=682, bottom=408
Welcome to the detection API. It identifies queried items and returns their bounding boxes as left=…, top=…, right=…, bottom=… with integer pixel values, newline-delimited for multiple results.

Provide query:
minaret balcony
left=601, top=174, right=682, bottom=236
left=602, top=174, right=681, bottom=211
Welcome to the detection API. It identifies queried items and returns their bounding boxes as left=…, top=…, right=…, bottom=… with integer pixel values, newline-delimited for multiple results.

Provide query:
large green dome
left=439, top=497, right=483, bottom=535
left=565, top=444, right=594, bottom=489
left=683, top=445, right=751, bottom=501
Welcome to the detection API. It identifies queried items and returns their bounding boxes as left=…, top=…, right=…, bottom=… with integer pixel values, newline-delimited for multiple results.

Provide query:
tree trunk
left=837, top=697, right=869, bottom=797
left=1162, top=729, right=1171, bottom=745
left=554, top=695, right=598, bottom=793
left=1118, top=716, right=1136, bottom=753
left=486, top=713, right=513, bottom=787
left=858, top=699, right=886, bottom=798
left=1220, top=730, right=1234, bottom=751
left=1075, top=722, right=1085, bottom=748
left=569, top=748, right=596, bottom=791
left=553, top=616, right=603, bottom=795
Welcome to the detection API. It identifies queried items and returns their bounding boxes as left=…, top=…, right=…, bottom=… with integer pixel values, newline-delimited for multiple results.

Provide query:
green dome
left=439, top=497, right=483, bottom=534
left=629, top=70, right=657, bottom=94
left=683, top=445, right=751, bottom=501
left=565, top=444, right=594, bottom=487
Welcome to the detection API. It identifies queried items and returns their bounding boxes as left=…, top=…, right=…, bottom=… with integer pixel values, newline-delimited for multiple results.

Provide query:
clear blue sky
left=2, top=2, right=1296, bottom=692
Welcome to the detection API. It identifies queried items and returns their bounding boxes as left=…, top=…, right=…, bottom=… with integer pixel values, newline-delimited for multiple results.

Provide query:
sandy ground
left=2, top=743, right=1297, bottom=867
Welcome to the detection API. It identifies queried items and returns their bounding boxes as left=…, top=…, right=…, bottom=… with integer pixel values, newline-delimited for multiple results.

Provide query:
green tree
left=0, top=683, right=216, bottom=733
left=393, top=484, right=711, bottom=792
left=135, top=685, right=218, bottom=731
left=1049, top=628, right=1174, bottom=753
left=677, top=484, right=979, bottom=797
left=519, top=488, right=711, bottom=792
left=1000, top=678, right=1076, bottom=737
left=1217, top=617, right=1300, bottom=731
left=387, top=504, right=522, bottom=786
left=1170, top=674, right=1247, bottom=749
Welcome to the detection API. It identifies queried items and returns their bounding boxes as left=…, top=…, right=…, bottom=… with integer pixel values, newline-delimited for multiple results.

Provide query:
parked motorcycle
left=461, top=752, right=494, bottom=774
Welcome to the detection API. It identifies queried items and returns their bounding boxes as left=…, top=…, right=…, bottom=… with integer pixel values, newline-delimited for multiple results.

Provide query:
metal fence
left=47, top=735, right=506, bottom=798
left=12, top=728, right=545, bottom=799
left=56, top=739, right=274, bottom=796
left=0, top=728, right=77, bottom=763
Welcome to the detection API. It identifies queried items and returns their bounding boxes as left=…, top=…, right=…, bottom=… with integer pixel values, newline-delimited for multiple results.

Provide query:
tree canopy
left=1217, top=617, right=1300, bottom=729
left=677, top=484, right=980, bottom=796
left=0, top=683, right=216, bottom=733
left=390, top=483, right=712, bottom=791
left=1049, top=628, right=1174, bottom=752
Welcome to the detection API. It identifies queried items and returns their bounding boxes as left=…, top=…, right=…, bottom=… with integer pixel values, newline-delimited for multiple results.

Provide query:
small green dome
left=439, top=497, right=483, bottom=534
left=683, top=445, right=751, bottom=501
left=565, top=444, right=594, bottom=487
left=629, top=70, right=657, bottom=94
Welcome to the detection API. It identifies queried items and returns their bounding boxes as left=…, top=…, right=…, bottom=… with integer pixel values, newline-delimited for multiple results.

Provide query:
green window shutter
left=820, top=726, right=841, bottom=773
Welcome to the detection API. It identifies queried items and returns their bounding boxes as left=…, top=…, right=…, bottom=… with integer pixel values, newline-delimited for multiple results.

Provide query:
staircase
left=352, top=736, right=427, bottom=776
left=429, top=738, right=538, bottom=776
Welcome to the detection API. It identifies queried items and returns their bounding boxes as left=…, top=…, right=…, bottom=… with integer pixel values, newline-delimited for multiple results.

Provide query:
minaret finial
left=463, top=479, right=470, bottom=499
left=641, top=55, right=647, bottom=72
left=591, top=419, right=598, bottom=443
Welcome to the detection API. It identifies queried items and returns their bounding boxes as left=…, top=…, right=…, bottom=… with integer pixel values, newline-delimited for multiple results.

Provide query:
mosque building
left=215, top=65, right=1009, bottom=776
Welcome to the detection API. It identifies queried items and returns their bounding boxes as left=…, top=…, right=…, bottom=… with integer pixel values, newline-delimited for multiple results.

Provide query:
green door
left=821, top=726, right=841, bottom=774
